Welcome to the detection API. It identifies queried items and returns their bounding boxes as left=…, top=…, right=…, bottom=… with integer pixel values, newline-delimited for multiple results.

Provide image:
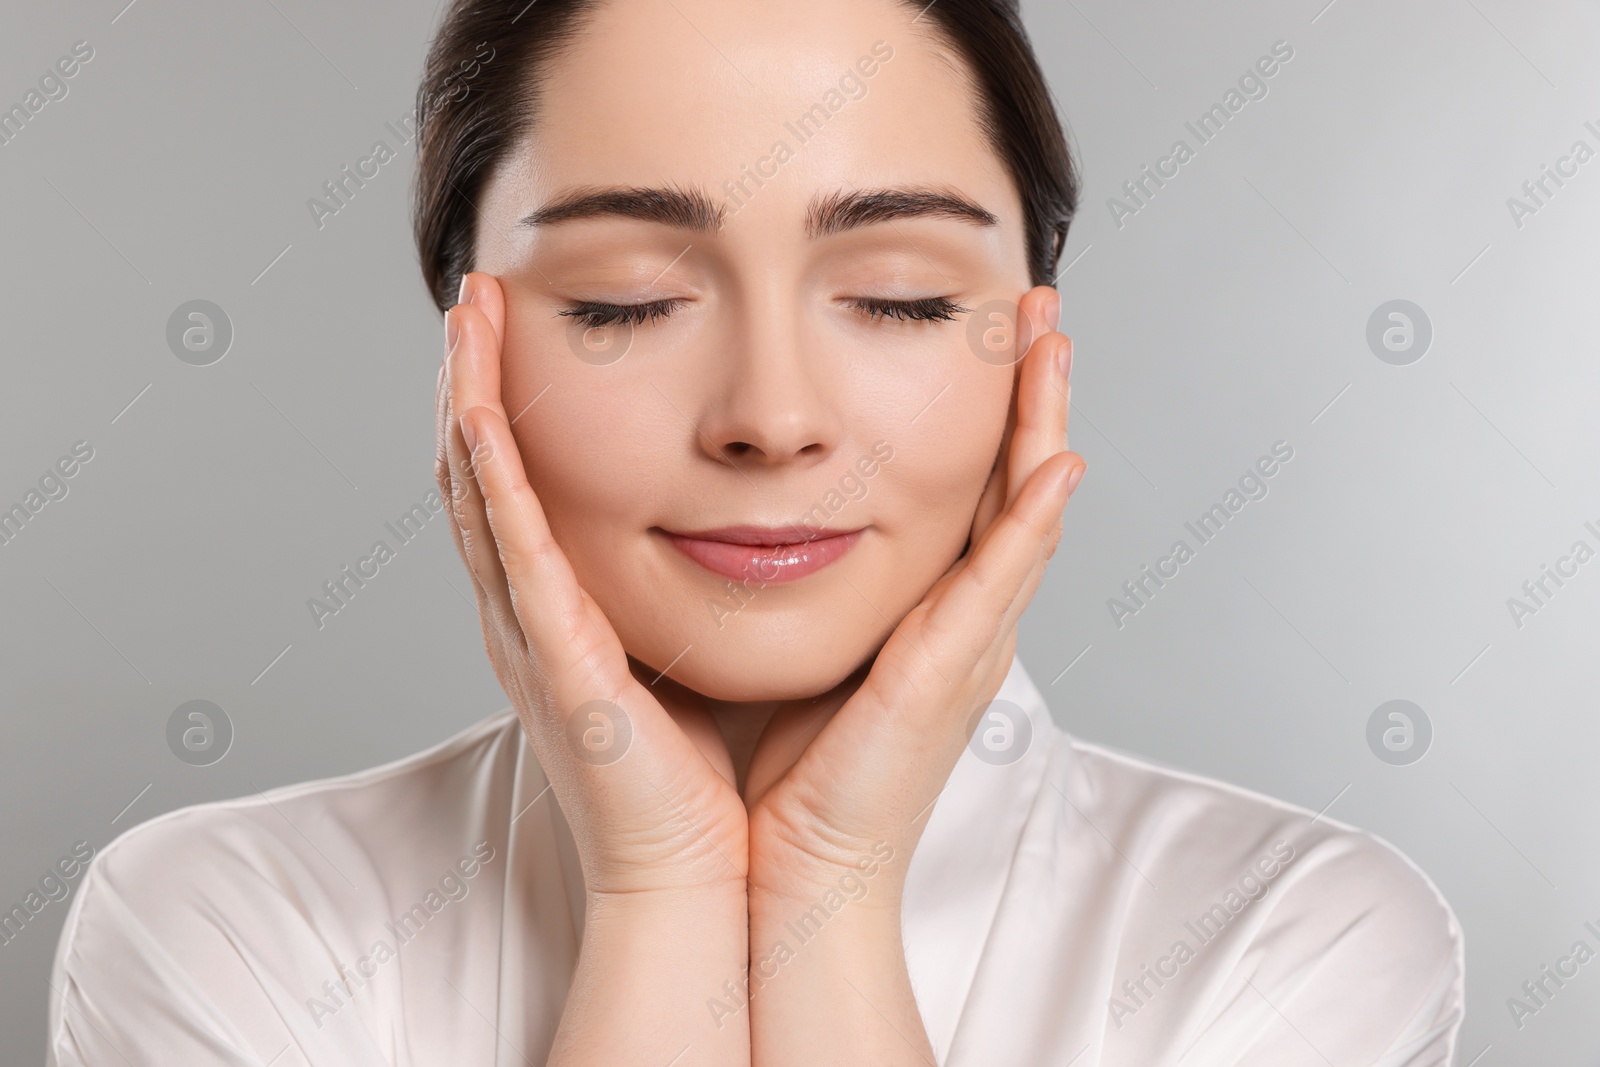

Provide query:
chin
left=615, top=600, right=891, bottom=704
left=659, top=640, right=880, bottom=704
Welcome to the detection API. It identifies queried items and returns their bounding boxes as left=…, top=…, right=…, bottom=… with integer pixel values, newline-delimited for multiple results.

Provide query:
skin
left=434, top=0, right=1084, bottom=1062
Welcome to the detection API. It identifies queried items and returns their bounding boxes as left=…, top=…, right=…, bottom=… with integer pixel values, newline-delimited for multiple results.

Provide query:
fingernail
left=1057, top=336, right=1073, bottom=381
left=1066, top=463, right=1086, bottom=495
left=1046, top=289, right=1061, bottom=333
left=457, top=273, right=472, bottom=306
left=459, top=413, right=478, bottom=454
left=445, top=309, right=460, bottom=355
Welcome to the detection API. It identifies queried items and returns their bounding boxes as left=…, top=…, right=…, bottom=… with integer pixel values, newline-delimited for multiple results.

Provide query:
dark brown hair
left=411, top=0, right=1078, bottom=313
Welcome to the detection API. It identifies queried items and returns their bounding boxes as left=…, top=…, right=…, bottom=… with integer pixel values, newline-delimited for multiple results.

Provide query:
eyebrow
left=519, top=184, right=999, bottom=238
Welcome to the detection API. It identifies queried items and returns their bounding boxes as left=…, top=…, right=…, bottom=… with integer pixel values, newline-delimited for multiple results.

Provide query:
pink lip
left=658, top=525, right=864, bottom=584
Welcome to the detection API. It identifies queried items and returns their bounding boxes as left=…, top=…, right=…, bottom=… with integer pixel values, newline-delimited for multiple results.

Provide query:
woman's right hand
left=435, top=271, right=749, bottom=900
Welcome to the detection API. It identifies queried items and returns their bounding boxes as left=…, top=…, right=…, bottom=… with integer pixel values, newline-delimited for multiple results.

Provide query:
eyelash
left=559, top=299, right=685, bottom=329
left=849, top=296, right=971, bottom=323
left=557, top=296, right=971, bottom=329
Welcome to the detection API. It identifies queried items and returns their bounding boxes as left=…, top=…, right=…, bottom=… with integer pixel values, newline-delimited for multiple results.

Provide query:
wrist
left=586, top=879, right=748, bottom=923
left=745, top=869, right=927, bottom=1065
left=748, top=836, right=906, bottom=917
left=556, top=882, right=750, bottom=1066
left=747, top=867, right=905, bottom=944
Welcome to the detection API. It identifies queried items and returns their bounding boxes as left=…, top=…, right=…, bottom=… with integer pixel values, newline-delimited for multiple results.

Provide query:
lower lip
left=662, top=530, right=863, bottom=585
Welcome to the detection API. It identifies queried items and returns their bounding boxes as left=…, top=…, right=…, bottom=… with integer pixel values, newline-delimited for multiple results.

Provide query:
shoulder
left=1056, top=736, right=1463, bottom=1062
left=1063, top=735, right=1457, bottom=923
left=76, top=707, right=522, bottom=906
left=47, top=709, right=526, bottom=1066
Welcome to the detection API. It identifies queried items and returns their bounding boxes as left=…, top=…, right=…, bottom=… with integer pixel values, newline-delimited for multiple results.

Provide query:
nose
left=695, top=303, right=842, bottom=469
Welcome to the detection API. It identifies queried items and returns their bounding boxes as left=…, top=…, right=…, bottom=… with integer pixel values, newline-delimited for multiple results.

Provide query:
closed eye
left=558, top=295, right=972, bottom=329
left=846, top=296, right=970, bottom=323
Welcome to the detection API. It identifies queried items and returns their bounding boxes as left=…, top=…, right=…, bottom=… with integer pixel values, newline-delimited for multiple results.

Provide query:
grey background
left=2, top=0, right=1596, bottom=1061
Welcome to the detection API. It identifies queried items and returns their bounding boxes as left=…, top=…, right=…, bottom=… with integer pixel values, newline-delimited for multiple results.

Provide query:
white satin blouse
left=47, top=656, right=1463, bottom=1065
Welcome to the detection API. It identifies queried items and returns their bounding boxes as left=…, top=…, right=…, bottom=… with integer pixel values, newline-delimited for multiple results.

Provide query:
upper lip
left=658, top=525, right=863, bottom=547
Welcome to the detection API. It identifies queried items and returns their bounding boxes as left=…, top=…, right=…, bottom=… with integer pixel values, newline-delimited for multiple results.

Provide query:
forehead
left=499, top=0, right=1018, bottom=226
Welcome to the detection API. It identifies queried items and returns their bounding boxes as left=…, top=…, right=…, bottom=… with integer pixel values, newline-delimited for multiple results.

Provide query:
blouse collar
left=900, top=654, right=1059, bottom=1059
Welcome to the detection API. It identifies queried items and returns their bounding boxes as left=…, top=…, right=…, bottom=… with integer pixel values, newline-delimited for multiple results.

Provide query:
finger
left=461, top=400, right=629, bottom=703
left=1006, top=297, right=1070, bottom=510
left=444, top=279, right=520, bottom=638
left=448, top=272, right=508, bottom=423
left=436, top=273, right=505, bottom=531
left=921, top=450, right=1081, bottom=665
left=436, top=320, right=491, bottom=606
left=467, top=269, right=507, bottom=351
left=1012, top=284, right=1051, bottom=368
left=969, top=285, right=1051, bottom=547
left=995, top=452, right=1086, bottom=635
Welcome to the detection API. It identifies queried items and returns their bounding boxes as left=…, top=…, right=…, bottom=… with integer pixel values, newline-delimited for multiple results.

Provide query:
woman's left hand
left=744, top=283, right=1084, bottom=907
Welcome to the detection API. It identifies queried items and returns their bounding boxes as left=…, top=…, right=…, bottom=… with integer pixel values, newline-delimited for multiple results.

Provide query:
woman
left=47, top=0, right=1463, bottom=1063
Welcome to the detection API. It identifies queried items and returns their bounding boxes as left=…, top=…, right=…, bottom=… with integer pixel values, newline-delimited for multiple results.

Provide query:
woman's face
left=473, top=0, right=1035, bottom=702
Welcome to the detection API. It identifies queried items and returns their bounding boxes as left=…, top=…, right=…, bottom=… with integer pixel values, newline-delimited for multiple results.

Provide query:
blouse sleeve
left=46, top=815, right=401, bottom=1067
left=1179, top=827, right=1465, bottom=1067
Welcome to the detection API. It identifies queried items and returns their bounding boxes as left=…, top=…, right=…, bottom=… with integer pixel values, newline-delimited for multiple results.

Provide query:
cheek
left=505, top=385, right=688, bottom=664
left=499, top=331, right=658, bottom=582
left=903, top=362, right=1011, bottom=497
left=872, top=358, right=1012, bottom=565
